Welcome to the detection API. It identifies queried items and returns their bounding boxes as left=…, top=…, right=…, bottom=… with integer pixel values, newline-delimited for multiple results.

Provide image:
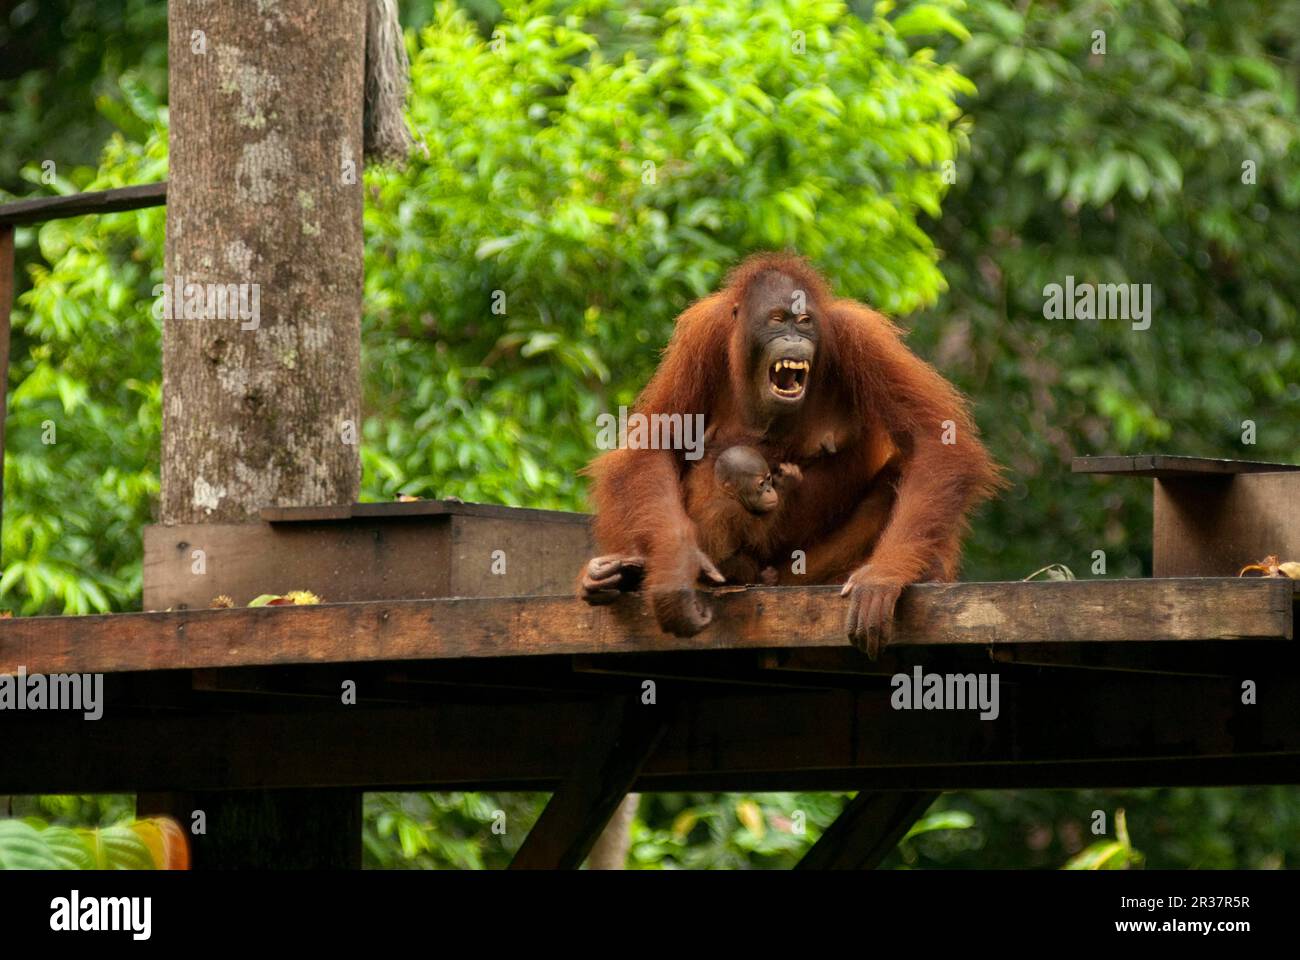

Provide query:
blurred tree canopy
left=923, top=0, right=1300, bottom=581
left=1, top=0, right=1298, bottom=868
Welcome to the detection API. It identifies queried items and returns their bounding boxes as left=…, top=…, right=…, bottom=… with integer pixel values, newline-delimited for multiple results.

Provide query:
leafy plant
left=0, top=816, right=189, bottom=870
left=359, top=0, right=972, bottom=507
left=1064, top=808, right=1145, bottom=870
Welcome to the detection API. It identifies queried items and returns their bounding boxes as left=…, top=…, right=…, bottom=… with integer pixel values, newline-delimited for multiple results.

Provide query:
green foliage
left=895, top=788, right=1298, bottom=869
left=913, top=0, right=1300, bottom=582
left=2, top=99, right=165, bottom=614
left=2, top=793, right=135, bottom=826
left=0, top=0, right=168, bottom=196
left=0, top=817, right=157, bottom=870
left=362, top=792, right=545, bottom=869
left=629, top=792, right=845, bottom=869
left=1064, top=808, right=1143, bottom=870
left=360, top=0, right=971, bottom=505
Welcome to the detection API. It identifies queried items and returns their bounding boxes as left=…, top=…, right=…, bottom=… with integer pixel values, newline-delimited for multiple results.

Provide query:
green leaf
left=892, top=4, right=971, bottom=42
left=474, top=235, right=520, bottom=260
left=41, top=826, right=96, bottom=870
left=991, top=47, right=1023, bottom=82
left=1090, top=153, right=1126, bottom=205
left=80, top=824, right=155, bottom=870
left=0, top=820, right=61, bottom=869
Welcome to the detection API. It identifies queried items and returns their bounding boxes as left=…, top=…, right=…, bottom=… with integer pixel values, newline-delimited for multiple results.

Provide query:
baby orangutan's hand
left=774, top=462, right=802, bottom=491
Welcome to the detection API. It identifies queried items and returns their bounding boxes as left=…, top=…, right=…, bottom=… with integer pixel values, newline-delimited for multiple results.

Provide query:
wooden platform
left=0, top=578, right=1292, bottom=676
left=2, top=575, right=1296, bottom=797
left=4, top=490, right=1300, bottom=868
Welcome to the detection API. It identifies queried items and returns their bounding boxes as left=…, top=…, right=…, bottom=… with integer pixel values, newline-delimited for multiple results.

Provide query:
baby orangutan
left=684, top=445, right=802, bottom=585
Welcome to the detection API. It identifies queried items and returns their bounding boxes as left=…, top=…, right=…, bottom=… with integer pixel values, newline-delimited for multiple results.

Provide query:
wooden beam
left=510, top=698, right=668, bottom=869
left=4, top=672, right=1299, bottom=794
left=0, top=183, right=167, bottom=226
left=1072, top=455, right=1300, bottom=477
left=796, top=791, right=938, bottom=870
left=261, top=499, right=588, bottom=525
left=1, top=579, right=1290, bottom=676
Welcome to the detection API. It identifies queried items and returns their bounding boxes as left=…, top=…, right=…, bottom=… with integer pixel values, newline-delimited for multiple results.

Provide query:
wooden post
left=148, top=0, right=367, bottom=868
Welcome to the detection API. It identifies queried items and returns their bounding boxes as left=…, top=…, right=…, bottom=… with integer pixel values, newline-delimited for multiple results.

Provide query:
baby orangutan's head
left=714, top=446, right=778, bottom=515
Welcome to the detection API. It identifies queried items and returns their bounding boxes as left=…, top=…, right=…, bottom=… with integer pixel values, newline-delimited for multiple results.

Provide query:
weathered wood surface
left=1073, top=455, right=1300, bottom=477
left=0, top=182, right=167, bottom=226
left=1155, top=474, right=1300, bottom=578
left=5, top=671, right=1299, bottom=794
left=446, top=514, right=592, bottom=598
left=261, top=499, right=588, bottom=525
left=143, top=512, right=591, bottom=609
left=1, top=578, right=1290, bottom=676
left=145, top=520, right=452, bottom=609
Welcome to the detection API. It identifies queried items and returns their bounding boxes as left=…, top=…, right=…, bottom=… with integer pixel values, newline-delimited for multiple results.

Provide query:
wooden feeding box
left=142, top=500, right=593, bottom=610
left=1073, top=455, right=1300, bottom=577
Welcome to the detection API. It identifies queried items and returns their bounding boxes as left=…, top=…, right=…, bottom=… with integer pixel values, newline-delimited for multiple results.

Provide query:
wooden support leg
left=510, top=698, right=668, bottom=870
left=796, top=791, right=938, bottom=870
left=138, top=789, right=362, bottom=869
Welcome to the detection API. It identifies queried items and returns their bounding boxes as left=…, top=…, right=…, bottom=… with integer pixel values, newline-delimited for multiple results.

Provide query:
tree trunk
left=162, top=0, right=363, bottom=522
left=587, top=794, right=639, bottom=869
left=150, top=0, right=366, bottom=869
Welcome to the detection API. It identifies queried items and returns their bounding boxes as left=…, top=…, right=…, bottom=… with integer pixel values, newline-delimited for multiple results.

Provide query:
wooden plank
left=144, top=519, right=450, bottom=610
left=796, top=792, right=938, bottom=870
left=0, top=183, right=167, bottom=226
left=261, top=499, right=589, bottom=525
left=510, top=698, right=668, bottom=869
left=2, top=579, right=1291, bottom=676
left=1072, top=455, right=1300, bottom=477
left=0, top=225, right=12, bottom=567
left=143, top=513, right=591, bottom=609
left=5, top=671, right=1300, bottom=794
left=447, top=513, right=592, bottom=598
left=1155, top=474, right=1300, bottom=577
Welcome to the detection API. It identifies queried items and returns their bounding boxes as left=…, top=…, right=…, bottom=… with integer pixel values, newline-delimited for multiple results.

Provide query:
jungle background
left=1, top=0, right=1298, bottom=868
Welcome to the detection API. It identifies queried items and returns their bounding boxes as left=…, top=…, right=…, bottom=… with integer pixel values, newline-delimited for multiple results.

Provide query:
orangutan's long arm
left=578, top=296, right=732, bottom=634
left=829, top=300, right=1003, bottom=655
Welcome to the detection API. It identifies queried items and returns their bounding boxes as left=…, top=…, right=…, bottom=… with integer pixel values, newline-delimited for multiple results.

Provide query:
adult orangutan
left=579, top=253, right=1002, bottom=657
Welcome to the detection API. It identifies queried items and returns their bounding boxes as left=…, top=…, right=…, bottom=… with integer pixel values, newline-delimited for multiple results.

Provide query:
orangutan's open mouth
left=769, top=358, right=809, bottom=399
